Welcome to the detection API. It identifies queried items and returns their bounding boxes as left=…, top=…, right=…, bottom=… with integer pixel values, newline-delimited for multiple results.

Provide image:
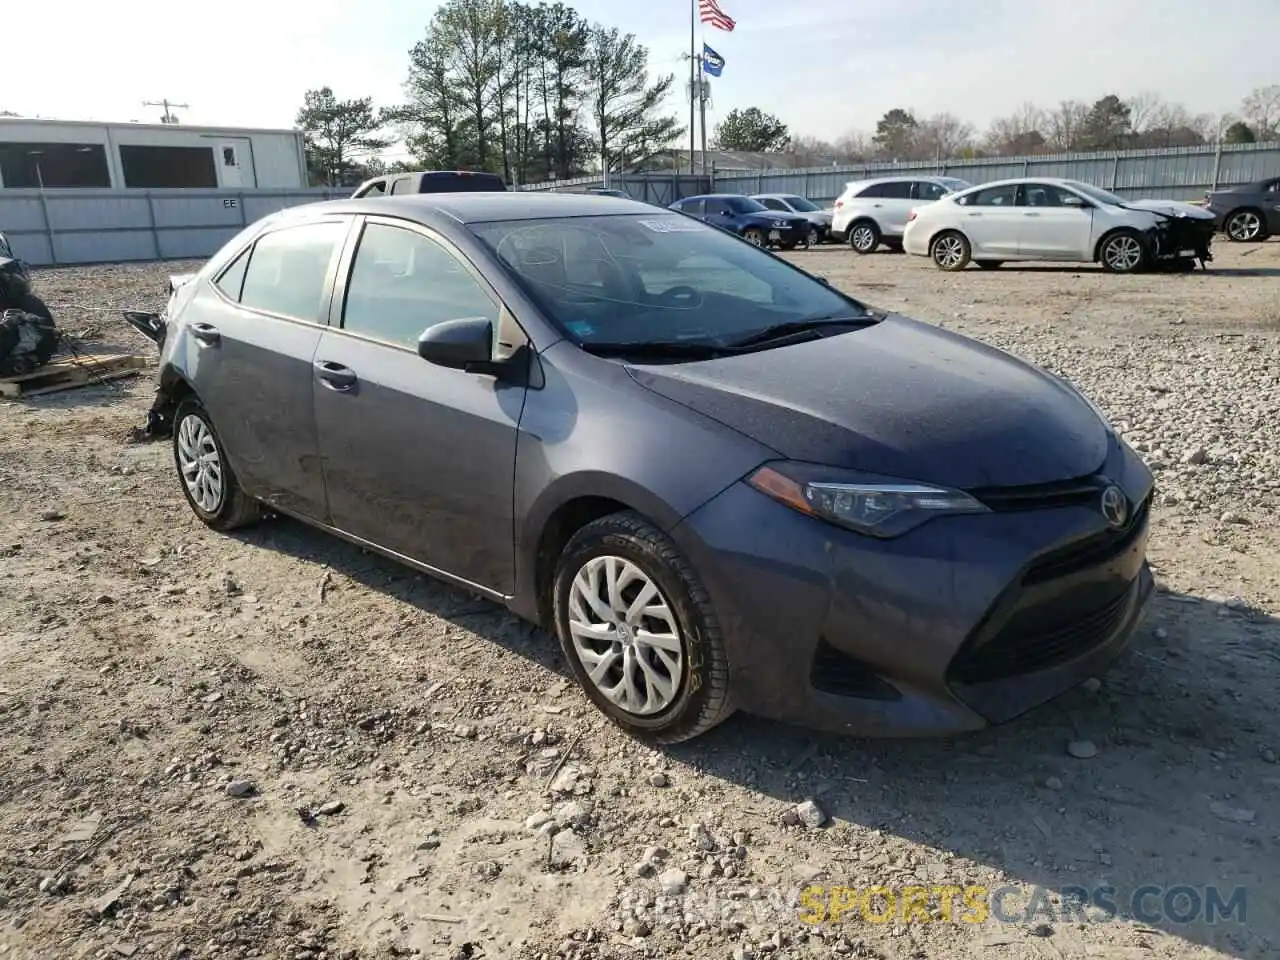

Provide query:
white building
left=0, top=118, right=308, bottom=190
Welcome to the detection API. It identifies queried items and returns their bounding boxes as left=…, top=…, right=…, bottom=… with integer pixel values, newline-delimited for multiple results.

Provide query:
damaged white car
left=902, top=178, right=1216, bottom=273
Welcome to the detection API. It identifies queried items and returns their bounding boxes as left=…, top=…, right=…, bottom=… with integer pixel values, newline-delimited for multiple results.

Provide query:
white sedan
left=902, top=178, right=1216, bottom=273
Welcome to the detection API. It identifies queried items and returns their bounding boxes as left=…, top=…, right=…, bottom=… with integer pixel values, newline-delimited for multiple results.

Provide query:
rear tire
left=930, top=231, right=971, bottom=271
left=848, top=221, right=880, bottom=254
left=552, top=511, right=734, bottom=745
left=172, top=398, right=262, bottom=532
left=1224, top=208, right=1267, bottom=242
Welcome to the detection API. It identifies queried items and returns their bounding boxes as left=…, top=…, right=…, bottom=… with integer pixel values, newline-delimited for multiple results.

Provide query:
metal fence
left=4, top=140, right=1276, bottom=267
left=1, top=187, right=347, bottom=267
left=524, top=140, right=1280, bottom=206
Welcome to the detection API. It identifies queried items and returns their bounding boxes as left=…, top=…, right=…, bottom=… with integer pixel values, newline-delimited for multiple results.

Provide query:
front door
left=1015, top=183, right=1095, bottom=259
left=184, top=218, right=350, bottom=520
left=312, top=217, right=527, bottom=594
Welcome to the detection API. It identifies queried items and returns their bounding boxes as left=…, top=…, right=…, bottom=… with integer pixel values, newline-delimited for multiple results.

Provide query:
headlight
left=773, top=220, right=789, bottom=229
left=747, top=463, right=989, bottom=538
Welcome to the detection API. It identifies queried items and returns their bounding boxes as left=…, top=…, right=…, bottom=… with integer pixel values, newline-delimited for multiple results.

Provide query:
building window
left=119, top=145, right=217, bottom=188
left=0, top=142, right=111, bottom=188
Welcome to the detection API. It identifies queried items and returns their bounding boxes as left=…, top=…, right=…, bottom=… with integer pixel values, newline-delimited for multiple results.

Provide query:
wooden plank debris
left=0, top=353, right=149, bottom=399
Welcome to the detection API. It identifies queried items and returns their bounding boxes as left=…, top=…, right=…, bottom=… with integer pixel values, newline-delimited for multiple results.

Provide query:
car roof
left=845, top=175, right=954, bottom=188
left=285, top=191, right=660, bottom=225
left=680, top=193, right=749, bottom=200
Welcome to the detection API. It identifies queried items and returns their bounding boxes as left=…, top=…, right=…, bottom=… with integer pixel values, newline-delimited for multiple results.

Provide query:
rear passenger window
left=878, top=181, right=913, bottom=199
left=964, top=184, right=1018, bottom=206
left=238, top=221, right=347, bottom=322
left=856, top=183, right=886, bottom=199
left=214, top=246, right=251, bottom=301
left=342, top=223, right=498, bottom=348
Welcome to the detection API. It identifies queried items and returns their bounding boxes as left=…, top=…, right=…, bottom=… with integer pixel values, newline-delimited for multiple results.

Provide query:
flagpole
left=698, top=24, right=707, bottom=175
left=689, top=0, right=696, bottom=176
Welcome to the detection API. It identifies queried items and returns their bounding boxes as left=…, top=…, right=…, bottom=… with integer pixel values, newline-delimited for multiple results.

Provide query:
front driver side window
left=342, top=222, right=499, bottom=349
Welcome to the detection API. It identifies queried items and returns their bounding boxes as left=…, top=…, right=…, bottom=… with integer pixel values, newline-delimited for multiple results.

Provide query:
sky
left=6, top=0, right=1277, bottom=155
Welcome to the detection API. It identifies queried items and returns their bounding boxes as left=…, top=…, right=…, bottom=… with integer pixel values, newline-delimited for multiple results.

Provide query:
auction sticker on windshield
left=638, top=218, right=704, bottom=232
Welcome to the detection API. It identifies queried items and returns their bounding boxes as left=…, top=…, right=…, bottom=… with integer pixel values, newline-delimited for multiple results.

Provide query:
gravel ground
left=1, top=242, right=1278, bottom=960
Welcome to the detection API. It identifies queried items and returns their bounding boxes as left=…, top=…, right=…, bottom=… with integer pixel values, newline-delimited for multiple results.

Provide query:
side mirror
left=417, top=317, right=499, bottom=374
left=816, top=276, right=830, bottom=286
left=1061, top=195, right=1087, bottom=208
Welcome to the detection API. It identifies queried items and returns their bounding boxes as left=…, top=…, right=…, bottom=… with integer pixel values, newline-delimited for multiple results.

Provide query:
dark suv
left=670, top=194, right=813, bottom=249
left=352, top=170, right=507, bottom=198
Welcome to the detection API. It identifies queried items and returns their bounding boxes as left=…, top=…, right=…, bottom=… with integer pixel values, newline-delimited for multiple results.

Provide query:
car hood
left=626, top=315, right=1109, bottom=489
left=1123, top=198, right=1215, bottom=221
left=800, top=210, right=833, bottom=225
left=747, top=211, right=809, bottom=227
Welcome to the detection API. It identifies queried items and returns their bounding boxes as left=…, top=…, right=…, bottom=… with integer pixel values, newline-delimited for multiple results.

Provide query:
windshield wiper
left=725, top=313, right=881, bottom=350
left=579, top=340, right=736, bottom=361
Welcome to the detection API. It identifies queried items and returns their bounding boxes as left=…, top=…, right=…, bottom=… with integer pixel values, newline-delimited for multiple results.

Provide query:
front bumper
left=1149, top=216, right=1215, bottom=262
left=669, top=438, right=1155, bottom=737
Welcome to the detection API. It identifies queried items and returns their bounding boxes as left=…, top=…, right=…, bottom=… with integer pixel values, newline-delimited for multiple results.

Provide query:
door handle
left=872, top=203, right=883, bottom=208
left=190, top=323, right=220, bottom=345
left=314, top=360, right=357, bottom=391
left=1023, top=212, right=1041, bottom=217
left=966, top=212, right=982, bottom=217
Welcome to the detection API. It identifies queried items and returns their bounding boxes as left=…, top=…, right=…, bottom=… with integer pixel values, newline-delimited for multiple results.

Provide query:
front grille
left=1023, top=493, right=1150, bottom=585
left=810, top=639, right=901, bottom=700
left=971, top=476, right=1104, bottom=512
left=949, top=584, right=1134, bottom=684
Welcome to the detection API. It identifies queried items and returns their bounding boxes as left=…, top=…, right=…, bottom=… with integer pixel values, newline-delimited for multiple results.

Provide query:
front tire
left=1099, top=229, right=1147, bottom=273
left=742, top=228, right=766, bottom=247
left=172, top=398, right=262, bottom=531
left=930, top=231, right=971, bottom=271
left=552, top=511, right=734, bottom=744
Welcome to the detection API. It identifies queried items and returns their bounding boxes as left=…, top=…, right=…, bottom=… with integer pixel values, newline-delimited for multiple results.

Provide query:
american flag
left=699, top=0, right=735, bottom=31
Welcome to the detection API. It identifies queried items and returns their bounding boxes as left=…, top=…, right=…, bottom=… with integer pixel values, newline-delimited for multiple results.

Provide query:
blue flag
left=702, top=43, right=725, bottom=77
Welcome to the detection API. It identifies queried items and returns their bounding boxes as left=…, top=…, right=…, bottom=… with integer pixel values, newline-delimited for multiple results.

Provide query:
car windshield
left=727, top=197, right=767, bottom=213
left=1065, top=181, right=1125, bottom=206
left=782, top=195, right=820, bottom=212
left=470, top=214, right=869, bottom=352
left=938, top=178, right=971, bottom=193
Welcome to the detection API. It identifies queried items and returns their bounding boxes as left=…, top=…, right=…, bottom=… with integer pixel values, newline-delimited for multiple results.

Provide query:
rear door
left=311, top=216, right=528, bottom=593
left=876, top=180, right=917, bottom=237
left=953, top=183, right=1021, bottom=257
left=183, top=218, right=351, bottom=521
left=1014, top=182, right=1094, bottom=259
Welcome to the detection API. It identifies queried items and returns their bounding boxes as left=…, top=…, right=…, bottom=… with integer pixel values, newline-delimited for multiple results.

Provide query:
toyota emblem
left=1100, top=485, right=1128, bottom=528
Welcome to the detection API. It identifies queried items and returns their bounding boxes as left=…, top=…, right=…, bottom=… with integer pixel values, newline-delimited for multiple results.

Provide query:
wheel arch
left=1224, top=205, right=1267, bottom=238
left=517, top=474, right=688, bottom=628
left=1093, top=225, right=1147, bottom=263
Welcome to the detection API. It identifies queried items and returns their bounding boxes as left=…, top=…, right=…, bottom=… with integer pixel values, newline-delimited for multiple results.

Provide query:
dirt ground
left=1, top=241, right=1278, bottom=960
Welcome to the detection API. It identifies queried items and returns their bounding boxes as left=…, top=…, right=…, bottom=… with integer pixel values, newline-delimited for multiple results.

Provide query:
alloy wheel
left=851, top=225, right=876, bottom=252
left=176, top=413, right=224, bottom=513
left=933, top=234, right=966, bottom=269
left=1102, top=234, right=1143, bottom=272
left=1227, top=211, right=1262, bottom=242
left=566, top=555, right=684, bottom=717
left=806, top=228, right=820, bottom=248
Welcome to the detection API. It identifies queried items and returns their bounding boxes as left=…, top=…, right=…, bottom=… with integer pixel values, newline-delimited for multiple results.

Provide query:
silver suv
left=831, top=176, right=971, bottom=254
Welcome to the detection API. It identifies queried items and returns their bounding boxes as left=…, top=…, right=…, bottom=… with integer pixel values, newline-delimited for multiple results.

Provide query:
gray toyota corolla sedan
left=149, top=192, right=1154, bottom=744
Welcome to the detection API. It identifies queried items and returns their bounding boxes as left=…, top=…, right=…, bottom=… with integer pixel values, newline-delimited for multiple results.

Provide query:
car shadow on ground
left=953, top=265, right=1280, bottom=277
left=237, top=515, right=1276, bottom=958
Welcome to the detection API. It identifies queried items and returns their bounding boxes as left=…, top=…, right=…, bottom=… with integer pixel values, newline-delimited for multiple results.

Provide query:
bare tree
left=1125, top=91, right=1164, bottom=134
left=1241, top=85, right=1280, bottom=139
left=832, top=131, right=871, bottom=162
left=984, top=102, right=1048, bottom=155
left=914, top=113, right=975, bottom=159
left=1045, top=100, right=1090, bottom=152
